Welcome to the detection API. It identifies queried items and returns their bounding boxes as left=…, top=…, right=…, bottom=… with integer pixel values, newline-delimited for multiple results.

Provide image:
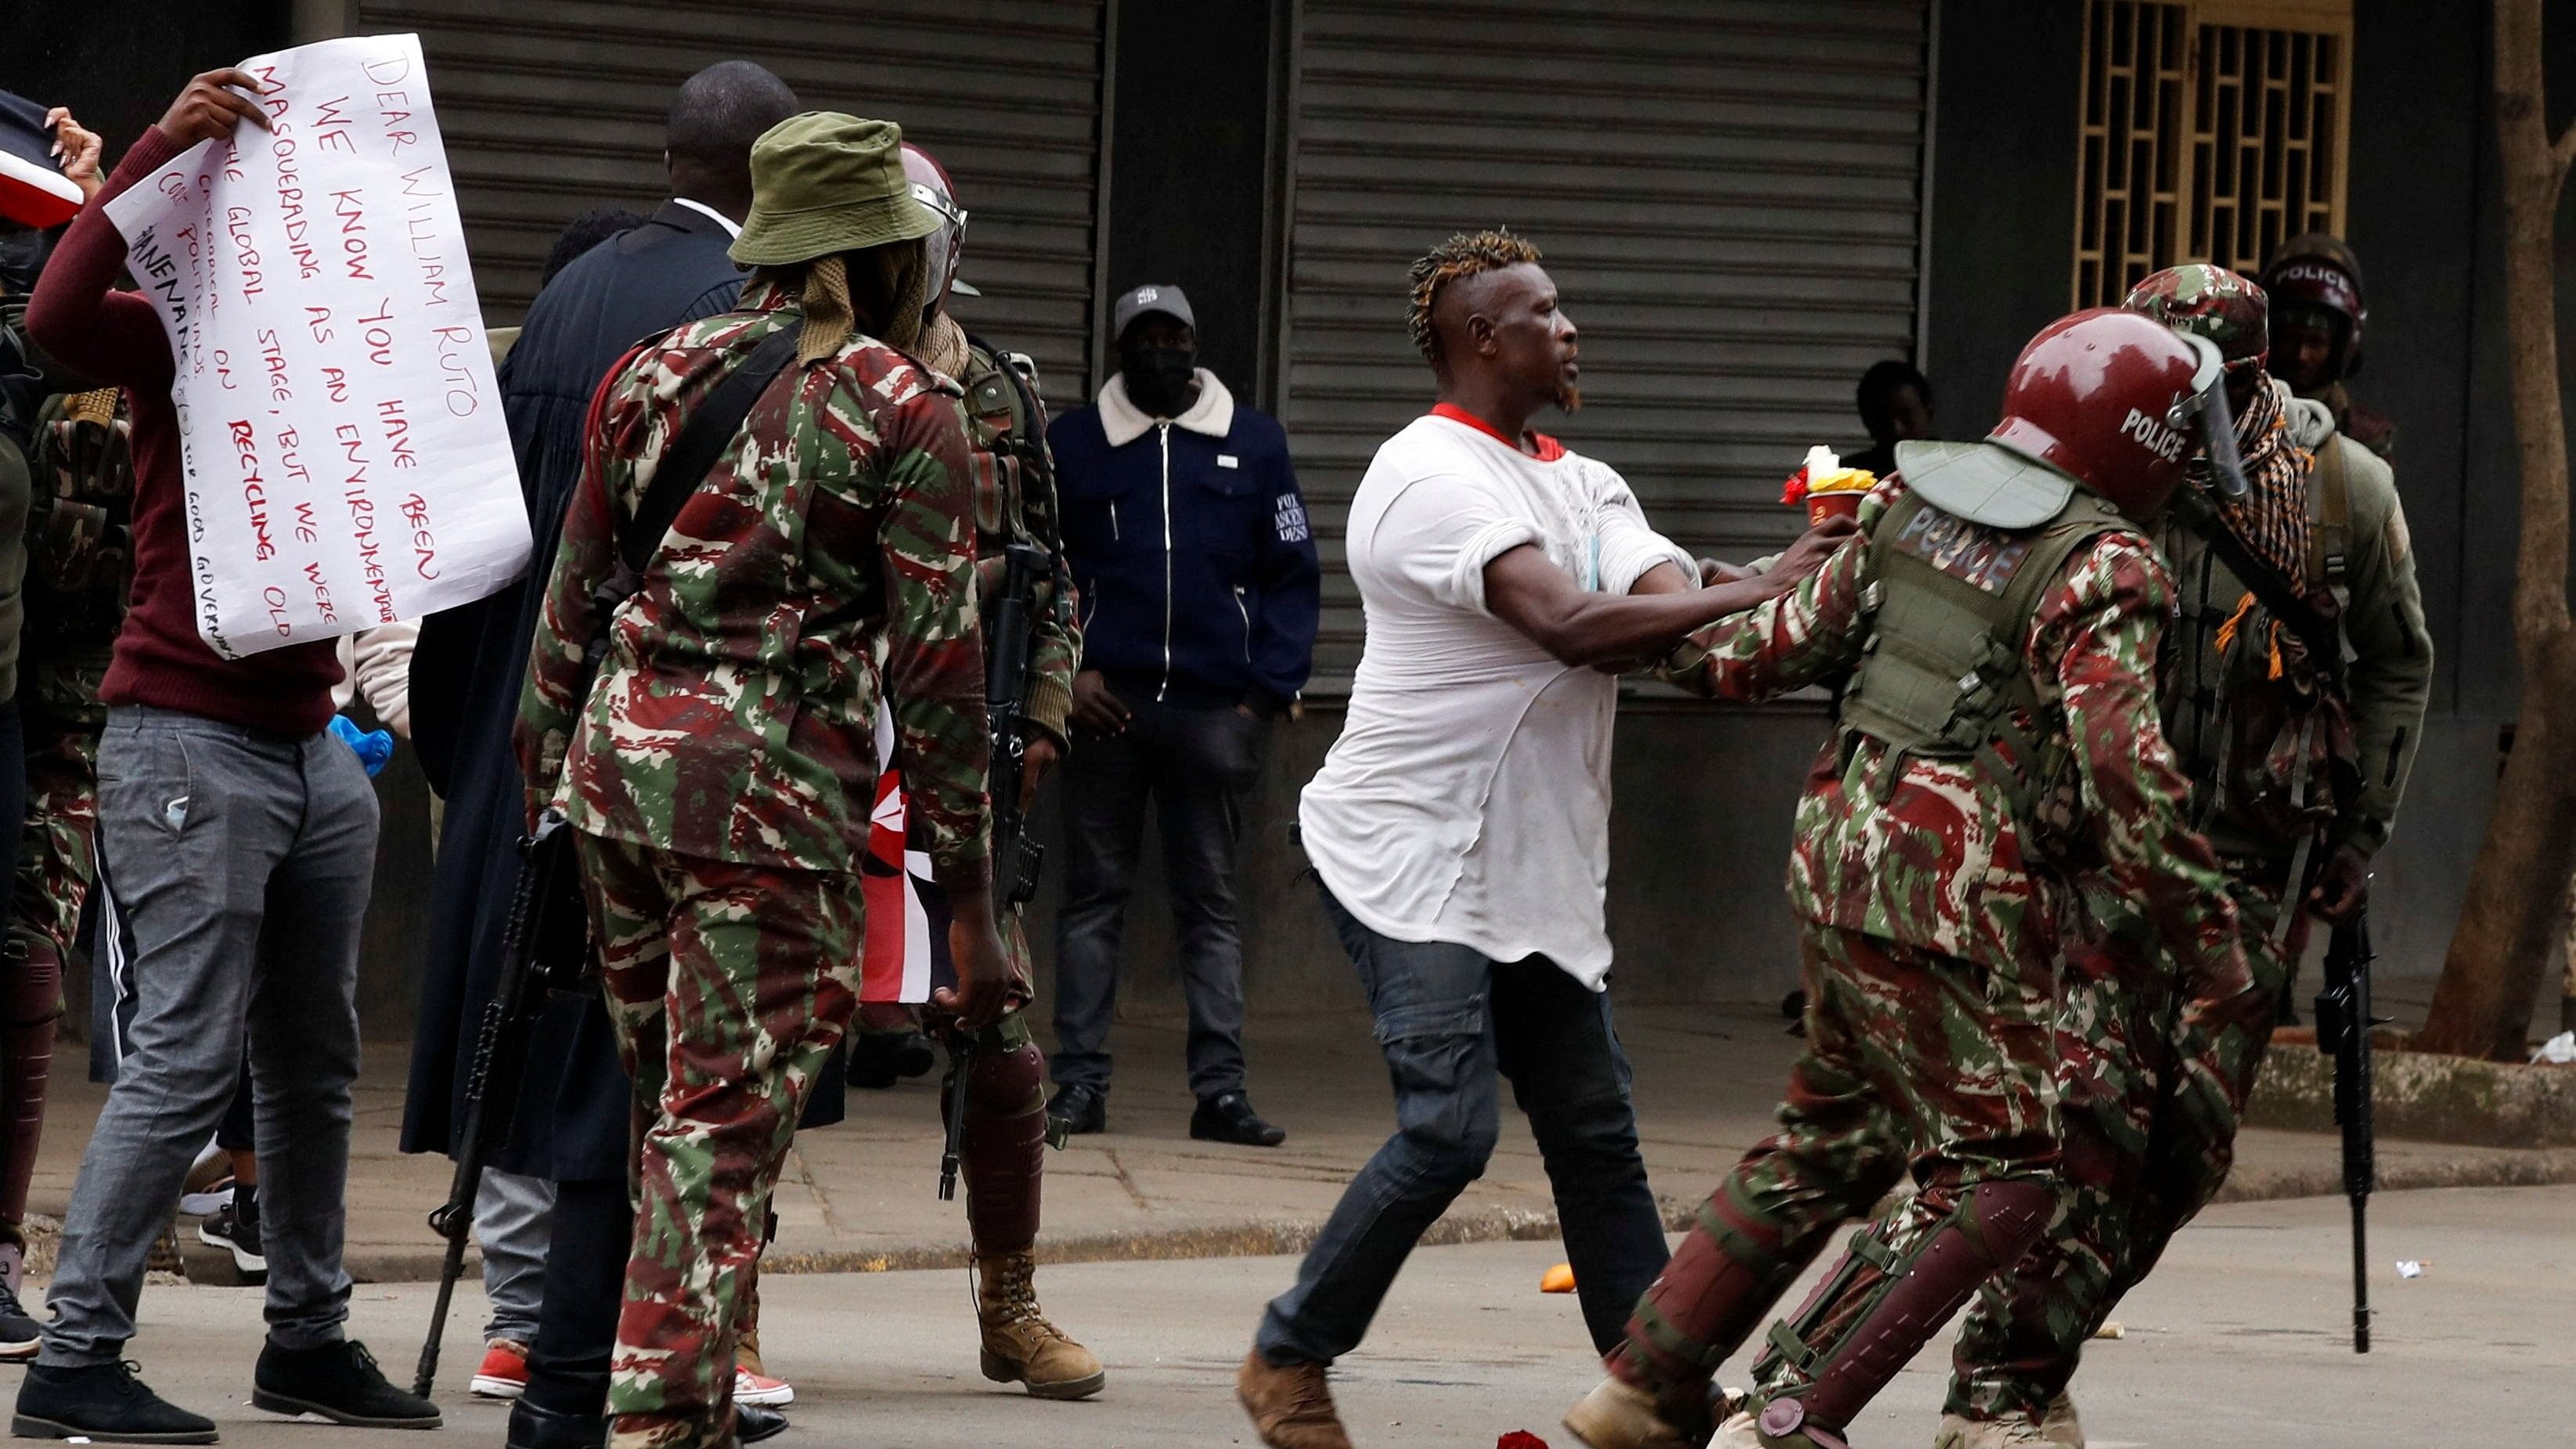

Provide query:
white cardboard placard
left=103, top=34, right=527, bottom=658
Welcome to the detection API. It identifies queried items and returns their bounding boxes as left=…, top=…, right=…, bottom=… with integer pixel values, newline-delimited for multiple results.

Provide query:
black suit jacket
left=402, top=202, right=745, bottom=1181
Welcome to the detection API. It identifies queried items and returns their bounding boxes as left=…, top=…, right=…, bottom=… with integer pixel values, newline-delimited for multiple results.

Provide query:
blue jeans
left=1256, top=885, right=1669, bottom=1364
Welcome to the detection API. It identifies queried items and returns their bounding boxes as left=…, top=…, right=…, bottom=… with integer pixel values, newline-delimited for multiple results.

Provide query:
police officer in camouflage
left=780, top=139, right=1103, bottom=1402
left=2261, top=234, right=2394, bottom=461
left=1933, top=265, right=2431, bottom=1449
left=517, top=114, right=1010, bottom=1449
left=1561, top=310, right=2253, bottom=1449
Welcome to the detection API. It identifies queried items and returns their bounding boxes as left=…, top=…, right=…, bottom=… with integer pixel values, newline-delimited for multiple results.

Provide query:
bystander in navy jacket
left=1050, top=369, right=1320, bottom=714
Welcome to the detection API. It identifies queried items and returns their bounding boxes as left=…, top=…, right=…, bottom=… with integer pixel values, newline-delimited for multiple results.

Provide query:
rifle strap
left=2175, top=489, right=2344, bottom=684
left=618, top=325, right=802, bottom=575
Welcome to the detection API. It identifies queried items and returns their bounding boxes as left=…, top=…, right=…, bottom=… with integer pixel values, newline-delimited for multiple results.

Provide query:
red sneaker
left=470, top=1340, right=530, bottom=1400
left=734, top=1367, right=794, bottom=1408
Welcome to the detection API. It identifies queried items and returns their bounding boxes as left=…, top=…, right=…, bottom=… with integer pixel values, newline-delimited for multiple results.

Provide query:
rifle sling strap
left=2176, top=489, right=2343, bottom=683
left=618, top=326, right=802, bottom=575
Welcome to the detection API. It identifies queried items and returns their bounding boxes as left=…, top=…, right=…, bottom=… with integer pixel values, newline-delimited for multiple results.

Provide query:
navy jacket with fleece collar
left=1048, top=369, right=1320, bottom=714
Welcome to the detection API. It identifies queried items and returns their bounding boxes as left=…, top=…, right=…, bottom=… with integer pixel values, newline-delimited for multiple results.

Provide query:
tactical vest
left=1838, top=487, right=2134, bottom=827
left=2161, top=437, right=2356, bottom=853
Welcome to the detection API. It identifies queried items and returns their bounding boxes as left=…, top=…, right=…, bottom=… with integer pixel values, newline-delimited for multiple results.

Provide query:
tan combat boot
left=1563, top=1377, right=1701, bottom=1449
left=1932, top=1411, right=2046, bottom=1447
left=975, top=1250, right=1105, bottom=1400
left=2038, top=1393, right=2084, bottom=1448
left=1236, top=1350, right=1353, bottom=1449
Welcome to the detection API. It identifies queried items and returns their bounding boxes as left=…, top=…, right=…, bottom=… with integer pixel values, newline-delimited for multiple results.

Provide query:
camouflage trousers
left=575, top=831, right=859, bottom=1449
left=1620, top=925, right=2063, bottom=1400
left=13, top=656, right=109, bottom=959
left=1944, top=871, right=2297, bottom=1421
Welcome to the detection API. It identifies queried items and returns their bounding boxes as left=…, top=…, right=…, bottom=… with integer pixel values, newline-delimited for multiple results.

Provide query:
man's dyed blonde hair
left=1407, top=228, right=1543, bottom=366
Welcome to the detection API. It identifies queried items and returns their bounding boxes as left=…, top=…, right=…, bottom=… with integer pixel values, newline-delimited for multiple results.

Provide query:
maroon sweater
left=26, top=128, right=341, bottom=736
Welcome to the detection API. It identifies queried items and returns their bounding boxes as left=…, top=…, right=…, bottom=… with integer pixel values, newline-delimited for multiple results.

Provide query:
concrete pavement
left=24, top=1002, right=2576, bottom=1283
left=52, top=1183, right=2576, bottom=1447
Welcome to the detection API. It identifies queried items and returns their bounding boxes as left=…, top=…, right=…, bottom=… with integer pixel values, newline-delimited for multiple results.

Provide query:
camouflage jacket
left=517, top=280, right=992, bottom=884
left=956, top=335, right=1079, bottom=741
left=1663, top=481, right=2240, bottom=980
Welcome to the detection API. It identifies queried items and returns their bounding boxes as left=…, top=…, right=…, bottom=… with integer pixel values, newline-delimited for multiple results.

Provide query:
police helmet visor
left=2163, top=332, right=2248, bottom=500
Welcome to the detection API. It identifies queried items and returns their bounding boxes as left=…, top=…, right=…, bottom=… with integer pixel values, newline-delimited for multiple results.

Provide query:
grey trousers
left=477, top=1168, right=554, bottom=1346
left=41, top=705, right=377, bottom=1367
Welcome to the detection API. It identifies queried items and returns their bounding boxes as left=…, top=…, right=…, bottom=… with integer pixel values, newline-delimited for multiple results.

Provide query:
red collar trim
left=1431, top=402, right=1566, bottom=461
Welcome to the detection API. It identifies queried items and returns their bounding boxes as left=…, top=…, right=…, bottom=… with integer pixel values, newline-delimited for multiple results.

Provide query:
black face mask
left=1120, top=346, right=1198, bottom=420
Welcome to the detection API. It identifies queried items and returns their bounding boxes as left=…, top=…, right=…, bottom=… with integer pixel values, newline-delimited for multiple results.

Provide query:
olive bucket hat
left=730, top=113, right=939, bottom=268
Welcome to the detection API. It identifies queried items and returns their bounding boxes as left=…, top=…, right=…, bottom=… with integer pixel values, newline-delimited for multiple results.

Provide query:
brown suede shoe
left=1236, top=1350, right=1353, bottom=1449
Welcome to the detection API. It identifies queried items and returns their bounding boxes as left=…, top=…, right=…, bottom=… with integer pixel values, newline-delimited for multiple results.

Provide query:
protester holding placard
left=15, top=68, right=439, bottom=1440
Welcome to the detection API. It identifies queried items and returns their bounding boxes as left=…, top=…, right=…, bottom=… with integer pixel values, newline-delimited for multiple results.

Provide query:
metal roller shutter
left=1281, top=0, right=1930, bottom=688
left=352, top=0, right=1108, bottom=395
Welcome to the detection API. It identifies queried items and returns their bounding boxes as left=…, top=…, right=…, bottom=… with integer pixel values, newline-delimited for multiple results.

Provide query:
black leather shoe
left=737, top=1402, right=789, bottom=1444
left=253, top=1338, right=441, bottom=1428
left=1191, top=1091, right=1285, bottom=1147
left=846, top=1030, right=937, bottom=1089
left=1047, top=1083, right=1106, bottom=1136
left=13, top=1361, right=217, bottom=1444
left=507, top=1398, right=606, bottom=1449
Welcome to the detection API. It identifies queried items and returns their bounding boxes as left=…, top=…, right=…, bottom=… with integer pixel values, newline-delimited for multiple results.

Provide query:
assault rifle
left=411, top=809, right=589, bottom=1396
left=939, top=541, right=1052, bottom=1202
left=2313, top=914, right=2379, bottom=1353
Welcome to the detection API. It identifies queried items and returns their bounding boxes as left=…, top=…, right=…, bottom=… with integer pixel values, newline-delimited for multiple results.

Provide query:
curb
left=2249, top=1036, right=2576, bottom=1149
left=79, top=1148, right=2576, bottom=1285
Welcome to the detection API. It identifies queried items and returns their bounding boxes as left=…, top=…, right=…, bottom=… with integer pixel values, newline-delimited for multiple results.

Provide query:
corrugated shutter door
left=1284, top=0, right=1929, bottom=688
left=353, top=0, right=1106, bottom=395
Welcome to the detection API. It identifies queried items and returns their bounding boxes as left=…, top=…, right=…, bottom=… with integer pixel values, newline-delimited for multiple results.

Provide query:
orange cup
left=1807, top=492, right=1864, bottom=527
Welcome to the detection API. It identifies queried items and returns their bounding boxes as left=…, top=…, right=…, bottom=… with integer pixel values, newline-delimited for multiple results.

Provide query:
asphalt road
left=33, top=1184, right=2573, bottom=1447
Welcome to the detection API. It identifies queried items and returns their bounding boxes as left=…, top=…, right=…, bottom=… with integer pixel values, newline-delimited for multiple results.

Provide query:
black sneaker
left=737, top=1402, right=788, bottom=1444
left=845, top=1030, right=937, bottom=1089
left=1191, top=1091, right=1285, bottom=1147
left=195, top=1204, right=265, bottom=1283
left=1046, top=1083, right=1106, bottom=1136
left=13, top=1360, right=217, bottom=1444
left=252, top=1338, right=441, bottom=1429
left=0, top=1279, right=38, bottom=1362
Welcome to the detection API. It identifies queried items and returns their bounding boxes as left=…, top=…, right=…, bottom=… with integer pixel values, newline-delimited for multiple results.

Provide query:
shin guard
left=1612, top=1176, right=1833, bottom=1408
left=1754, top=1180, right=2054, bottom=1447
left=0, top=934, right=61, bottom=1240
left=957, top=1029, right=1048, bottom=1255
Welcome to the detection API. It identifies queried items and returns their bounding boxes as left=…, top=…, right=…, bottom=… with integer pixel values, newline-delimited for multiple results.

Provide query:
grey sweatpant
left=477, top=1168, right=554, bottom=1346
left=41, top=705, right=377, bottom=1367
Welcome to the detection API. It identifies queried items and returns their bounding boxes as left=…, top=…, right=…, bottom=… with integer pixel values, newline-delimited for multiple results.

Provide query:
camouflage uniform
left=517, top=281, right=989, bottom=1449
left=15, top=387, right=131, bottom=961
left=1586, top=475, right=2243, bottom=1443
left=1945, top=269, right=2432, bottom=1430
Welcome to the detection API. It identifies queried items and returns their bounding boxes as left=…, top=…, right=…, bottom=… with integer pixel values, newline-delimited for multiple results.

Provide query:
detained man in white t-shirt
left=1234, top=230, right=1851, bottom=1449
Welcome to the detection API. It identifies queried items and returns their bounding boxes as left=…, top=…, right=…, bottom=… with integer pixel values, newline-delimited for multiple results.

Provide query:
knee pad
left=964, top=1040, right=1046, bottom=1123
left=3, top=935, right=61, bottom=1028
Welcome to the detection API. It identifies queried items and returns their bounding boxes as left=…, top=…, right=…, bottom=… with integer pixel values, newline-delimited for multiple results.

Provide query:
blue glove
left=329, top=714, right=395, bottom=778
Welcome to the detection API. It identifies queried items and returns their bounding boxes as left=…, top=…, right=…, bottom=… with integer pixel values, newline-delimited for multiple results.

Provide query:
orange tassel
left=2214, top=593, right=2257, bottom=657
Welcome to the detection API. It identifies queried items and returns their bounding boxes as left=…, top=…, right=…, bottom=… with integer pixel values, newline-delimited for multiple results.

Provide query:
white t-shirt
left=1299, top=413, right=1694, bottom=989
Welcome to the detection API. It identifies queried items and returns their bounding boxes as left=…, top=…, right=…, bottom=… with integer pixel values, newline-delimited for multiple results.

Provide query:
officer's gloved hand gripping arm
left=2046, top=534, right=2250, bottom=991
left=1655, top=485, right=1886, bottom=701
left=1483, top=517, right=1850, bottom=671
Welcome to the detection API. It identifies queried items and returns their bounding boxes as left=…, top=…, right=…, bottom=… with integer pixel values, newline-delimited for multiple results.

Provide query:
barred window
left=2073, top=0, right=2353, bottom=308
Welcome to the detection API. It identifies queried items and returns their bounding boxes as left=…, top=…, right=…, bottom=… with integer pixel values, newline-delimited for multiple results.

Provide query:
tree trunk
left=2417, top=0, right=2576, bottom=1059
